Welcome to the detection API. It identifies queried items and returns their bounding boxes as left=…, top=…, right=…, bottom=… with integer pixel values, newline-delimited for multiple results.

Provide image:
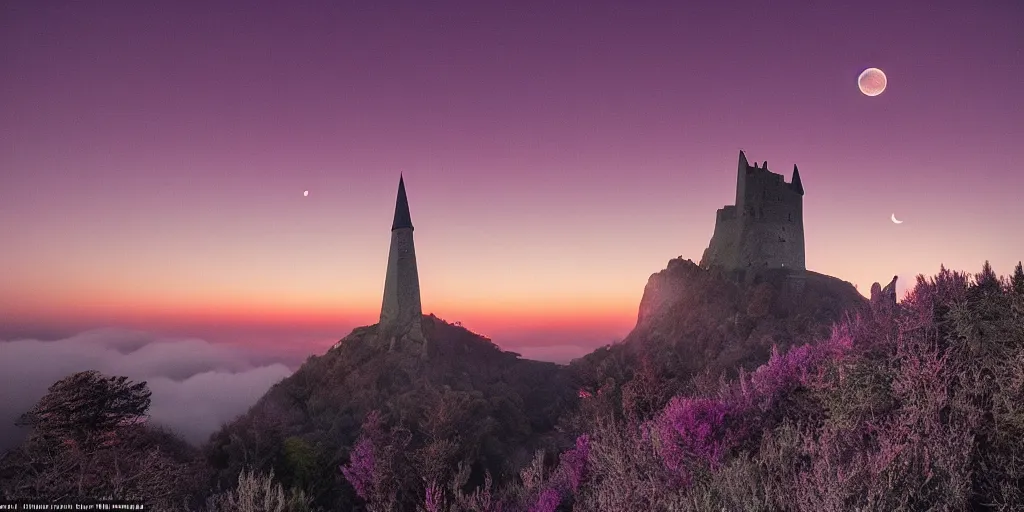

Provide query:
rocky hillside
left=203, top=314, right=577, bottom=510
left=571, top=258, right=869, bottom=398
left=201, top=260, right=875, bottom=510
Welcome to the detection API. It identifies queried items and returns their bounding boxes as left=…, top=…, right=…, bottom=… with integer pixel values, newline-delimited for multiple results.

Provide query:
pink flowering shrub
left=340, top=436, right=376, bottom=500
left=511, top=434, right=591, bottom=511
left=529, top=488, right=560, bottom=512
left=557, top=434, right=590, bottom=493
left=738, top=327, right=854, bottom=408
left=653, top=397, right=733, bottom=484
left=424, top=480, right=443, bottom=512
left=338, top=410, right=412, bottom=512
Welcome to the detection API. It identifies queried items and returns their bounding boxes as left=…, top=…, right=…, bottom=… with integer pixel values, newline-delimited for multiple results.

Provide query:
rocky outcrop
left=635, top=258, right=708, bottom=332
left=596, top=258, right=868, bottom=379
left=870, top=275, right=898, bottom=312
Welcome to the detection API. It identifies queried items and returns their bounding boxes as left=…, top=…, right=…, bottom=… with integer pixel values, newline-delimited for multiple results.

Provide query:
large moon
left=858, top=68, right=887, bottom=96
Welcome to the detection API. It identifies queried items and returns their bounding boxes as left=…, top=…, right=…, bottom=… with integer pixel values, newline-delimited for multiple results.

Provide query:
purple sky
left=2, top=0, right=1022, bottom=363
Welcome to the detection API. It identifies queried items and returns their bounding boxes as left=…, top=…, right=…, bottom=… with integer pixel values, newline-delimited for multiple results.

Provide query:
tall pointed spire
left=392, top=174, right=414, bottom=231
left=791, top=165, right=804, bottom=195
left=379, top=175, right=426, bottom=353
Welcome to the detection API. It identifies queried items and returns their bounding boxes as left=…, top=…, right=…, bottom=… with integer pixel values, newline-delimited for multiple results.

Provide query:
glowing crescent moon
left=891, top=213, right=903, bottom=224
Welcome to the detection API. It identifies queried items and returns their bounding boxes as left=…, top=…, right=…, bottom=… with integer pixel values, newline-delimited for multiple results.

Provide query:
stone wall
left=701, top=207, right=740, bottom=269
left=736, top=216, right=805, bottom=270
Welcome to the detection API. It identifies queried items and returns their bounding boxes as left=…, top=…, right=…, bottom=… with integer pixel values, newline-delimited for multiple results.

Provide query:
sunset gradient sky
left=2, top=0, right=1022, bottom=363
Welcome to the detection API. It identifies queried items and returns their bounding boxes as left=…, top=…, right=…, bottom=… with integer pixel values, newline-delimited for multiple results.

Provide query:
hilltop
left=570, top=259, right=868, bottom=402
left=203, top=314, right=577, bottom=509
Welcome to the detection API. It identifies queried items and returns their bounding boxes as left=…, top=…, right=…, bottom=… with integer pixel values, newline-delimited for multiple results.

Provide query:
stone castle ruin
left=701, top=151, right=806, bottom=282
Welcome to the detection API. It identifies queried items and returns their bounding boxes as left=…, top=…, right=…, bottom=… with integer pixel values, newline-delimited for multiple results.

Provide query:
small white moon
left=858, top=68, right=887, bottom=97
left=303, top=190, right=309, bottom=197
left=891, top=213, right=903, bottom=224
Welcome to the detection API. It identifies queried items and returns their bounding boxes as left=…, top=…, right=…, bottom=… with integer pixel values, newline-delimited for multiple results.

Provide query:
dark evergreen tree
left=1011, top=261, right=1024, bottom=296
left=976, top=260, right=1000, bottom=291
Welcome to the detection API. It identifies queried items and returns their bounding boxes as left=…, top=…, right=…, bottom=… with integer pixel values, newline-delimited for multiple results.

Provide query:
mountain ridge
left=199, top=255, right=878, bottom=510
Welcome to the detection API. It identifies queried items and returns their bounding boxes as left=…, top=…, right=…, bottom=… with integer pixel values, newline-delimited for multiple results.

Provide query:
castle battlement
left=701, top=151, right=806, bottom=275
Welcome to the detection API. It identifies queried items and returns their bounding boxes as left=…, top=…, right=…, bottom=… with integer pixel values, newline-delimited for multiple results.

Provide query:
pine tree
left=1012, top=261, right=1024, bottom=296
left=976, top=260, right=1000, bottom=291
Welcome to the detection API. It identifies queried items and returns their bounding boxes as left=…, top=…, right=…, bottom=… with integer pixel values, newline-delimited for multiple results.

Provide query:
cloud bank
left=0, top=328, right=293, bottom=451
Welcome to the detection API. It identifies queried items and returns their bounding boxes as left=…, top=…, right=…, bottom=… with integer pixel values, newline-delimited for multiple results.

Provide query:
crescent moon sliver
left=891, top=213, right=903, bottom=224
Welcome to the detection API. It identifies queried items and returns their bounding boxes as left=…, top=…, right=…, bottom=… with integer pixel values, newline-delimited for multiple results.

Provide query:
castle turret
left=736, top=150, right=749, bottom=208
left=379, top=175, right=426, bottom=351
left=791, top=165, right=804, bottom=195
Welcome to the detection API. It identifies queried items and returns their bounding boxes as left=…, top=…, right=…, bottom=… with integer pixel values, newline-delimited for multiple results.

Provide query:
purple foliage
left=340, top=436, right=375, bottom=500
left=649, top=332, right=859, bottom=488
left=424, top=480, right=442, bottom=512
left=340, top=410, right=387, bottom=500
left=558, top=434, right=591, bottom=493
left=747, top=344, right=813, bottom=404
left=529, top=488, right=561, bottom=512
left=738, top=332, right=854, bottom=411
left=655, top=397, right=733, bottom=478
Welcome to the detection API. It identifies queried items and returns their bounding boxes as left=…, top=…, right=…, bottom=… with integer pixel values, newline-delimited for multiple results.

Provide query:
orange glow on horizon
left=6, top=291, right=639, bottom=336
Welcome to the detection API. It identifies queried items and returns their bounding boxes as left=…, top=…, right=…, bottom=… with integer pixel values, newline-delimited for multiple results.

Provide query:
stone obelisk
left=378, top=174, right=426, bottom=351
